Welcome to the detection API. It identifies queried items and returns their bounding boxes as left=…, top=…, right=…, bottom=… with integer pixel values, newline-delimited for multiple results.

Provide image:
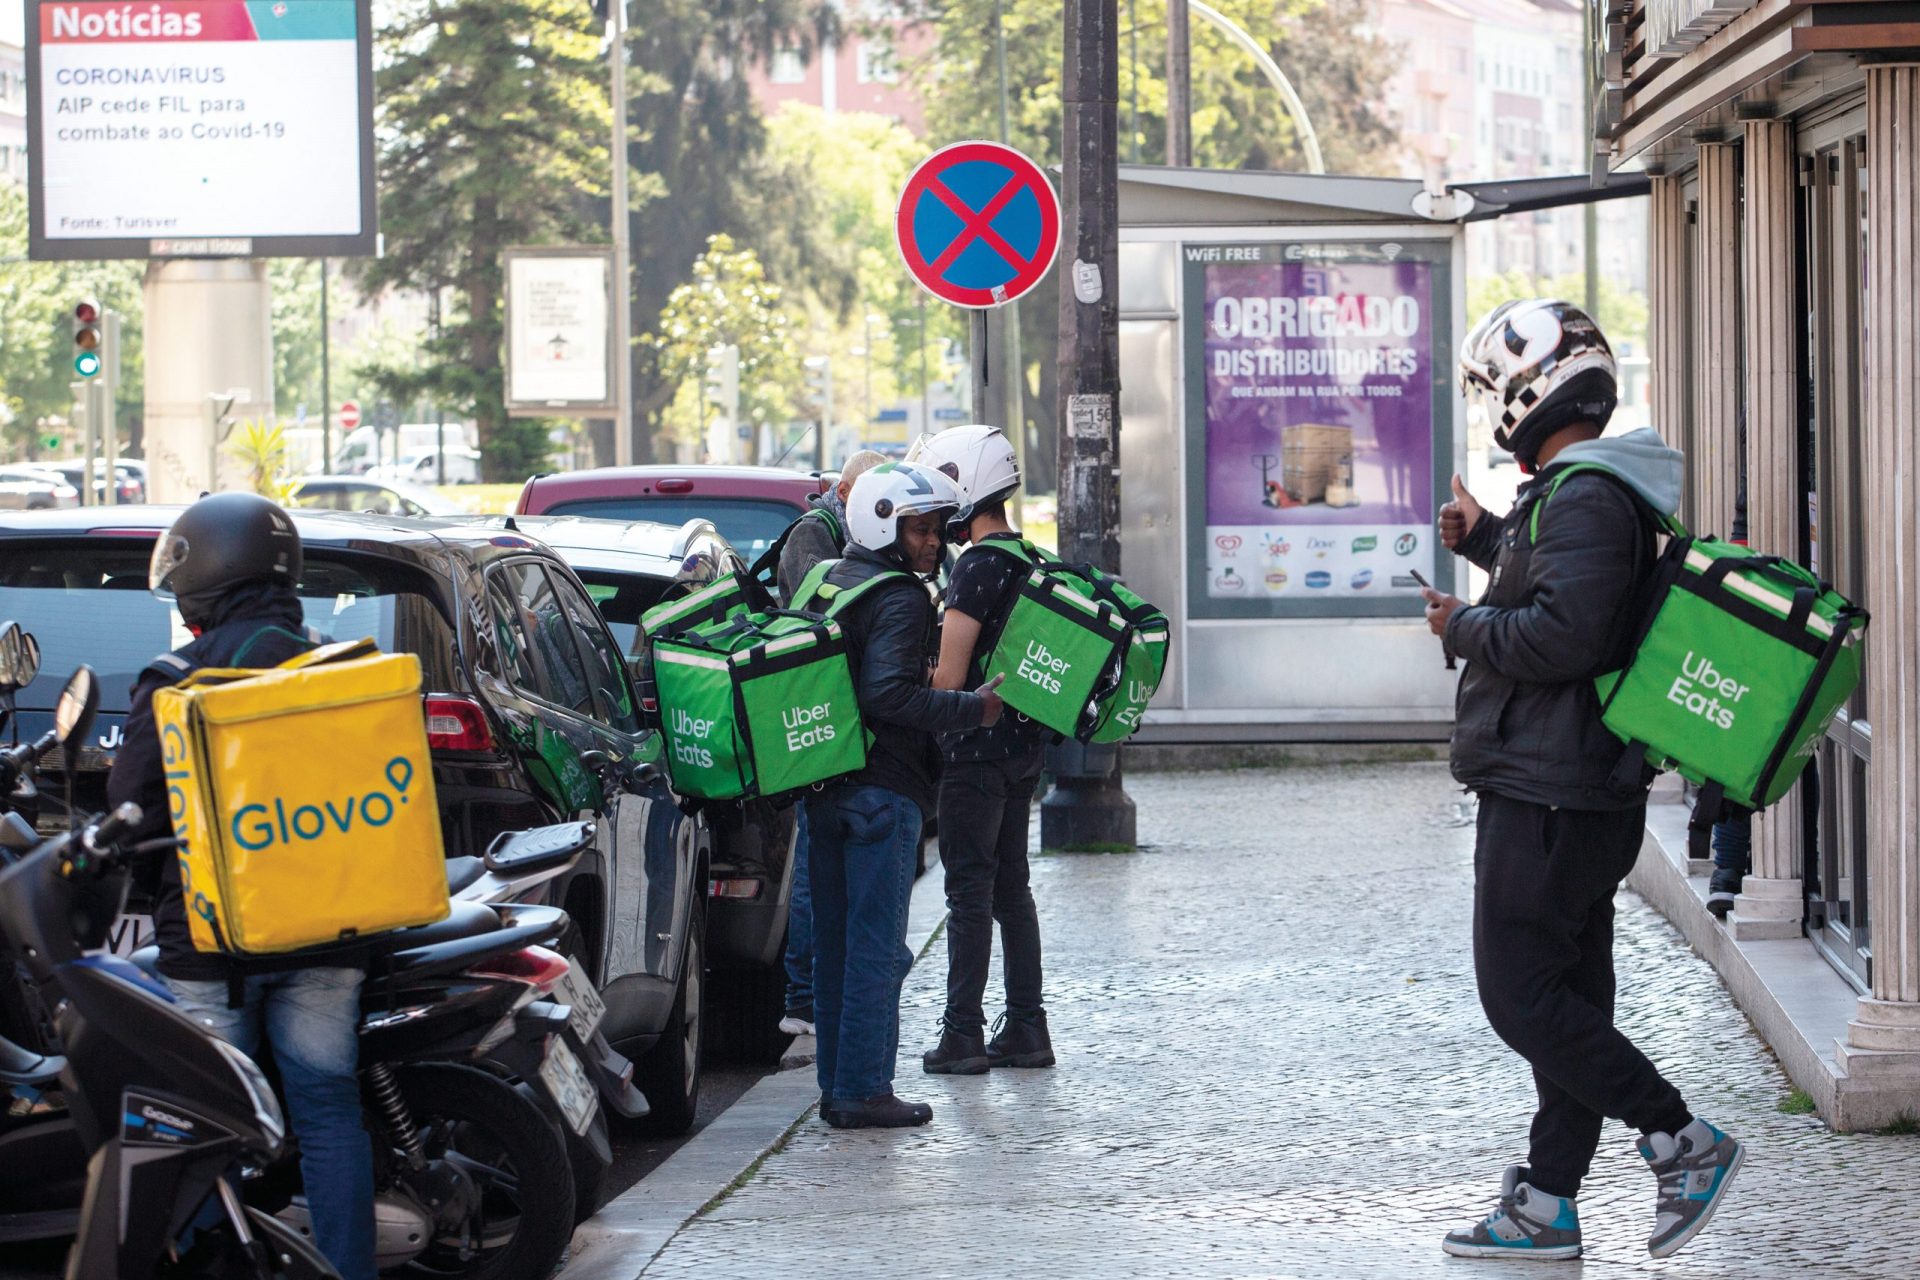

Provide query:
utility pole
left=994, top=0, right=1026, bottom=525
left=610, top=1, right=637, bottom=466
left=1166, top=0, right=1192, bottom=166
left=1045, top=0, right=1135, bottom=850
left=319, top=258, right=332, bottom=473
left=1581, top=0, right=1600, bottom=319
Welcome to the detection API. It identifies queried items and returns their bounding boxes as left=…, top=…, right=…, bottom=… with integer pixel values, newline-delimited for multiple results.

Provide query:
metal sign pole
left=72, top=383, right=92, bottom=507
left=610, top=3, right=636, bottom=466
left=102, top=312, right=120, bottom=502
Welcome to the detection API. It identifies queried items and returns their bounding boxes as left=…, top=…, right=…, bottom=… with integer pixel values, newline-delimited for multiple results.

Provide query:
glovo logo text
left=1018, top=639, right=1072, bottom=695
left=783, top=702, right=836, bottom=752
left=229, top=758, right=418, bottom=852
left=1667, top=651, right=1750, bottom=731
left=671, top=707, right=717, bottom=769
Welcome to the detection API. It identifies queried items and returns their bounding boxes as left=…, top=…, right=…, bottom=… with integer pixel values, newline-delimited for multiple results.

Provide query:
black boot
left=1706, top=865, right=1744, bottom=919
left=923, top=1019, right=990, bottom=1075
left=821, top=1092, right=934, bottom=1129
left=987, top=1010, right=1055, bottom=1069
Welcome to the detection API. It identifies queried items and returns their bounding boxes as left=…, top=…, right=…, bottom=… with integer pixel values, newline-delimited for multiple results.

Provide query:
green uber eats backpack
left=964, top=538, right=1171, bottom=743
left=640, top=571, right=870, bottom=805
left=1532, top=463, right=1869, bottom=858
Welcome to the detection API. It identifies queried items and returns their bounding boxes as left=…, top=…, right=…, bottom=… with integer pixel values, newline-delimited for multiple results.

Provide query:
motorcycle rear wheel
left=388, top=1063, right=574, bottom=1279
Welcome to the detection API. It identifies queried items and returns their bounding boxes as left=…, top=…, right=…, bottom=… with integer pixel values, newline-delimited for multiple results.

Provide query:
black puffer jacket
left=1445, top=464, right=1667, bottom=810
left=818, top=546, right=984, bottom=818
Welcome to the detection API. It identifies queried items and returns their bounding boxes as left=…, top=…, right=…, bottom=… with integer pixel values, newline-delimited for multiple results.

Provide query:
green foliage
left=225, top=420, right=299, bottom=502
left=0, top=184, right=145, bottom=459
left=1468, top=270, right=1651, bottom=355
left=1777, top=1088, right=1816, bottom=1116
left=646, top=236, right=800, bottom=451
left=357, top=0, right=609, bottom=482
left=1882, top=1110, right=1920, bottom=1136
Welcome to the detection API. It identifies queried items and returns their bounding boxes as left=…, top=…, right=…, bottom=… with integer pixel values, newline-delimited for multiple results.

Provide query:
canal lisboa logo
left=229, top=757, right=419, bottom=851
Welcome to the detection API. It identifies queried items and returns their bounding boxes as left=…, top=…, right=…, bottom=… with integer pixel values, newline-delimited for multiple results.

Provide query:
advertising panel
left=26, top=0, right=376, bottom=259
left=1183, top=239, right=1456, bottom=618
left=503, top=247, right=616, bottom=417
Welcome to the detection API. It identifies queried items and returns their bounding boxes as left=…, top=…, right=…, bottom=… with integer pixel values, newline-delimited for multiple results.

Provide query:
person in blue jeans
left=107, top=494, right=376, bottom=1279
left=798, top=462, right=1000, bottom=1128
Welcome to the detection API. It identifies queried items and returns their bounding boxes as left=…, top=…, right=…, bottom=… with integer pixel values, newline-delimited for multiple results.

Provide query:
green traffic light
left=75, top=351, right=102, bottom=377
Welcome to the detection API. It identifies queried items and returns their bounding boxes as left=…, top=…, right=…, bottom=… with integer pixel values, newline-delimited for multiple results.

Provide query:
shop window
left=856, top=41, right=897, bottom=85
left=769, top=48, right=805, bottom=84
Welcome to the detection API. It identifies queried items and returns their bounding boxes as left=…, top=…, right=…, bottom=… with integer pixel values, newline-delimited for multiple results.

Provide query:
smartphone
left=1408, top=569, right=1433, bottom=590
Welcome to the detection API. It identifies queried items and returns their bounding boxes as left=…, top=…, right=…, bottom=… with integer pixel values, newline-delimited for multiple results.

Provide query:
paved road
left=643, top=764, right=1920, bottom=1278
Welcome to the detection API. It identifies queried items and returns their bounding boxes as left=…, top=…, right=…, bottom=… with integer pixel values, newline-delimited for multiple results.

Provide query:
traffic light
left=703, top=344, right=740, bottom=414
left=803, top=356, right=832, bottom=410
left=73, top=298, right=103, bottom=378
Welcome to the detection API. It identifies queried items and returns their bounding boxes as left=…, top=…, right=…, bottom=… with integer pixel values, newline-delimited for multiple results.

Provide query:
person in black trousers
left=1425, top=301, right=1745, bottom=1262
left=911, top=425, right=1055, bottom=1075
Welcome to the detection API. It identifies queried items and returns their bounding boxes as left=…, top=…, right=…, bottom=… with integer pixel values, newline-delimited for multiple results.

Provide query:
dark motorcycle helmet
left=1459, top=299, right=1618, bottom=468
left=149, top=493, right=303, bottom=625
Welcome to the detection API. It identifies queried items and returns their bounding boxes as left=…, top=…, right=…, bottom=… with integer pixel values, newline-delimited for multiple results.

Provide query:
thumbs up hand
left=1439, top=473, right=1484, bottom=551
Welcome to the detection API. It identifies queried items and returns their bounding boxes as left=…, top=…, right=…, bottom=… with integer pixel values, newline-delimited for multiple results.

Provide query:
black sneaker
left=821, top=1092, right=934, bottom=1129
left=922, top=1020, right=990, bottom=1075
left=1706, top=866, right=1743, bottom=919
left=986, top=1010, right=1055, bottom=1069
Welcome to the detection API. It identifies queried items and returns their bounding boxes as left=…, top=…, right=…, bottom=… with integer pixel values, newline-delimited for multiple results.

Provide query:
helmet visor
left=148, top=532, right=190, bottom=598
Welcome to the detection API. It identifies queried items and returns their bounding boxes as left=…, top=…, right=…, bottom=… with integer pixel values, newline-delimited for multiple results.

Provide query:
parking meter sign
left=895, top=141, right=1060, bottom=310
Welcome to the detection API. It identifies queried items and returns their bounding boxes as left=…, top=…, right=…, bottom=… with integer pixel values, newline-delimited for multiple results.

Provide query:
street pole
left=101, top=311, right=119, bottom=502
left=431, top=289, right=446, bottom=485
left=918, top=294, right=930, bottom=434
left=1046, top=0, right=1135, bottom=850
left=970, top=309, right=991, bottom=425
left=319, top=257, right=332, bottom=473
left=1581, top=0, right=1600, bottom=319
left=610, top=2, right=637, bottom=466
left=1166, top=0, right=1192, bottom=166
left=994, top=0, right=1025, bottom=525
left=817, top=360, right=831, bottom=471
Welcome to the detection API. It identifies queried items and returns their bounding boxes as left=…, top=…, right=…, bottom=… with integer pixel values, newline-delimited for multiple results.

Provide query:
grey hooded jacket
left=1445, top=427, right=1686, bottom=810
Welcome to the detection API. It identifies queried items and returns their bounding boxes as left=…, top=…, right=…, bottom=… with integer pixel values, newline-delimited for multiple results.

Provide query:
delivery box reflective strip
left=1593, top=537, right=1865, bottom=809
left=152, top=651, right=450, bottom=956
left=984, top=572, right=1129, bottom=738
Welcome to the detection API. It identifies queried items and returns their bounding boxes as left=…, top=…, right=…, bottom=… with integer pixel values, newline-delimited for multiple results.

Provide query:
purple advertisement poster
left=1185, top=241, right=1449, bottom=614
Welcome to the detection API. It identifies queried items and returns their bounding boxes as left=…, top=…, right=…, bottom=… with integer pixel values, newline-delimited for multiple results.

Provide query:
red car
left=515, top=466, right=828, bottom=565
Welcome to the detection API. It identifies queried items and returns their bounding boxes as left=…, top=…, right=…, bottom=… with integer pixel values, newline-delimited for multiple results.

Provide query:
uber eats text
left=1667, top=651, right=1750, bottom=730
left=1018, top=640, right=1072, bottom=695
left=782, top=702, right=836, bottom=752
left=672, top=708, right=717, bottom=769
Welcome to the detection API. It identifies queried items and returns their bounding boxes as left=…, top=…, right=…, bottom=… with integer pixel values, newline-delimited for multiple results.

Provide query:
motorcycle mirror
left=0, top=622, right=26, bottom=690
left=54, top=667, right=100, bottom=751
left=20, top=634, right=40, bottom=688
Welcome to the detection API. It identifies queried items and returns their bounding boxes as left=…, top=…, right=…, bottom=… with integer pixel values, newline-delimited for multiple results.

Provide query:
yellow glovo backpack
left=151, top=638, right=450, bottom=956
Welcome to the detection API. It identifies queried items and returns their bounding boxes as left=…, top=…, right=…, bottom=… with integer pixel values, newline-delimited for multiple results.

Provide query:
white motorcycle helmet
left=1458, top=299, right=1617, bottom=469
left=906, top=424, right=1020, bottom=531
left=845, top=461, right=964, bottom=573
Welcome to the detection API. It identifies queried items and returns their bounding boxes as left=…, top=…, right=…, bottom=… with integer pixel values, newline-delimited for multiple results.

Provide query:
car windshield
left=0, top=539, right=452, bottom=711
left=542, top=496, right=799, bottom=563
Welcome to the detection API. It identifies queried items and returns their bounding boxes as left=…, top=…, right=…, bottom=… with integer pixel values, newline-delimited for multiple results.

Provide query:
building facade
left=1595, top=0, right=1920, bottom=1127
left=745, top=2, right=926, bottom=132
left=1, top=0, right=27, bottom=184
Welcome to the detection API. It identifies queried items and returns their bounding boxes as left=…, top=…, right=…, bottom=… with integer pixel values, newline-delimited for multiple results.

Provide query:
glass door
left=1799, top=134, right=1873, bottom=992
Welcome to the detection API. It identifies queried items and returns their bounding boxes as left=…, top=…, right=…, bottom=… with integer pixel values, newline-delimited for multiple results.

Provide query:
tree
left=1469, top=269, right=1650, bottom=355
left=357, top=0, right=610, bottom=481
left=625, top=2, right=841, bottom=460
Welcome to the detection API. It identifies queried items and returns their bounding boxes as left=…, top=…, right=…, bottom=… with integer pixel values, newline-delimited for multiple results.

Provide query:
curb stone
left=562, top=867, right=950, bottom=1279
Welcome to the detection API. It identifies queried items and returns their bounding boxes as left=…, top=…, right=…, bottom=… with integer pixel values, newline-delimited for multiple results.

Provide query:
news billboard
left=1182, top=238, right=1457, bottom=619
left=25, top=0, right=376, bottom=259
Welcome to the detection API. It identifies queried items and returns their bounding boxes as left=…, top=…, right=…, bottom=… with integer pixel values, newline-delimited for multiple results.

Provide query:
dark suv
left=0, top=507, right=710, bottom=1131
left=476, top=514, right=802, bottom=1061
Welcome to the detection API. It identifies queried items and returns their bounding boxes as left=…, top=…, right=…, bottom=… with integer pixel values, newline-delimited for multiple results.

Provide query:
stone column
left=1841, top=64, right=1920, bottom=1081
left=1691, top=142, right=1742, bottom=538
left=1647, top=173, right=1692, bottom=482
left=141, top=259, right=276, bottom=503
left=1732, top=118, right=1804, bottom=939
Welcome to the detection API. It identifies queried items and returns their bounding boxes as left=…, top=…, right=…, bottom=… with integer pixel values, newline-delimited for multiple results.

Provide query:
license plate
left=555, top=960, right=607, bottom=1041
left=99, top=913, right=155, bottom=959
left=539, top=1036, right=598, bottom=1136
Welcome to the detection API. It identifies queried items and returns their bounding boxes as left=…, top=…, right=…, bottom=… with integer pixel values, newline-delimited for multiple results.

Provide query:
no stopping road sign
left=895, top=141, right=1061, bottom=310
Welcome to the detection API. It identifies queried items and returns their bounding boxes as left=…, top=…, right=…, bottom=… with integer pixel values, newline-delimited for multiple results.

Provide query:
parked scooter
left=0, top=666, right=337, bottom=1278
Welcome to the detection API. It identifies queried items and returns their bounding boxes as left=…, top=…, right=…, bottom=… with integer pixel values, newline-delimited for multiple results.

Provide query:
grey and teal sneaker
left=1638, top=1117, right=1745, bottom=1258
left=1442, top=1166, right=1582, bottom=1260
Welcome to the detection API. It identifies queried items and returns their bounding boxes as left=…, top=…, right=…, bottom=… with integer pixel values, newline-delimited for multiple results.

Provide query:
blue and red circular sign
left=895, top=141, right=1061, bottom=310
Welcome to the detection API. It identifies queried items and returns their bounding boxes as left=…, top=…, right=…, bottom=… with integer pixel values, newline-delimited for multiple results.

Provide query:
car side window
left=548, top=570, right=641, bottom=734
left=485, top=562, right=595, bottom=716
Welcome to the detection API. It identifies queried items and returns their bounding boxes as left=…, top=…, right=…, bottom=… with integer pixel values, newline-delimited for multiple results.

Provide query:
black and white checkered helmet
left=1459, top=299, right=1618, bottom=464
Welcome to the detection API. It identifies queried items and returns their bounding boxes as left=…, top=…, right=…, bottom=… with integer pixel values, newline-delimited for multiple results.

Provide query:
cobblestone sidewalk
left=645, top=765, right=1920, bottom=1278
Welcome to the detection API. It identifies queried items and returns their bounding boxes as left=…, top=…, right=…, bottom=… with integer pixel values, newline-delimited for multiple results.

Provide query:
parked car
left=514, top=465, right=827, bottom=566
left=0, top=507, right=711, bottom=1131
left=0, top=468, right=80, bottom=511
left=371, top=445, right=483, bottom=487
left=289, top=474, right=464, bottom=517
left=478, top=514, right=802, bottom=1061
left=26, top=460, right=144, bottom=505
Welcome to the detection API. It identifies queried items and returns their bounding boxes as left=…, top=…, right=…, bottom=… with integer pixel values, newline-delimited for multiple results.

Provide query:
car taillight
left=655, top=478, right=694, bottom=493
left=425, top=695, right=492, bottom=751
left=472, top=945, right=571, bottom=995
left=709, top=878, right=763, bottom=900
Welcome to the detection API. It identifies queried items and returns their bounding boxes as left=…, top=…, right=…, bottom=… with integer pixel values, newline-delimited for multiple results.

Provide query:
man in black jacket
left=107, top=494, right=375, bottom=1280
left=1428, top=302, right=1743, bottom=1263
left=803, top=462, right=1000, bottom=1129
